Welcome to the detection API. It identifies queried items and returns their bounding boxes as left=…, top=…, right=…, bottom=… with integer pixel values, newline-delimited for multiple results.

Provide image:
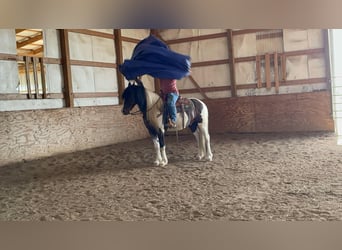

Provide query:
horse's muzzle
left=122, top=108, right=130, bottom=115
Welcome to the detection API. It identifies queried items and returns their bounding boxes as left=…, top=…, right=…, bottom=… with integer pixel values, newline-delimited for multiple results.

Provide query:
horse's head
left=121, top=80, right=146, bottom=115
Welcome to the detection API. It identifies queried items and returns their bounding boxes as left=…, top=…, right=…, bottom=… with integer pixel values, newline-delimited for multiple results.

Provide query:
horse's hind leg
left=201, top=125, right=213, bottom=161
left=197, top=124, right=213, bottom=161
left=193, top=128, right=205, bottom=160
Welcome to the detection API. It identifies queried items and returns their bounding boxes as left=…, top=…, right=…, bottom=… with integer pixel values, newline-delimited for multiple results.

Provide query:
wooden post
left=150, top=29, right=161, bottom=94
left=59, top=29, right=74, bottom=107
left=323, top=29, right=332, bottom=92
left=281, top=53, right=287, bottom=81
left=114, top=29, right=125, bottom=104
left=32, top=57, right=39, bottom=98
left=227, top=29, right=237, bottom=97
left=274, top=52, right=279, bottom=93
left=256, top=55, right=262, bottom=88
left=265, top=53, right=271, bottom=89
left=24, top=56, right=32, bottom=99
left=39, top=58, right=47, bottom=99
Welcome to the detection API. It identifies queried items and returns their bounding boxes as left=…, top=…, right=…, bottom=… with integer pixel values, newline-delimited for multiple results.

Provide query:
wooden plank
left=323, top=29, right=332, bottom=92
left=17, top=33, right=42, bottom=48
left=281, top=54, right=287, bottom=81
left=73, top=92, right=119, bottom=98
left=256, top=55, right=262, bottom=88
left=274, top=52, right=279, bottom=93
left=227, top=29, right=237, bottom=97
left=232, top=29, right=271, bottom=36
left=114, top=29, right=125, bottom=104
left=39, top=58, right=47, bottom=99
left=0, top=53, right=18, bottom=60
left=69, top=60, right=116, bottom=68
left=0, top=94, right=28, bottom=100
left=32, top=57, right=39, bottom=98
left=191, top=59, right=229, bottom=68
left=180, top=85, right=230, bottom=94
left=256, top=31, right=283, bottom=40
left=283, top=48, right=324, bottom=57
left=265, top=53, right=271, bottom=89
left=121, top=36, right=140, bottom=44
left=150, top=29, right=161, bottom=94
left=43, top=57, right=61, bottom=64
left=24, top=56, right=33, bottom=99
left=15, top=29, right=26, bottom=34
left=59, top=29, right=74, bottom=108
left=166, top=32, right=227, bottom=45
left=68, top=29, right=114, bottom=39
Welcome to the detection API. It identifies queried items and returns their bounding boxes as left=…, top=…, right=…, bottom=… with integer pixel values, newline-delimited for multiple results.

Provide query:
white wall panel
left=92, top=36, right=116, bottom=63
left=45, top=64, right=63, bottom=93
left=93, top=68, right=117, bottom=92
left=43, top=29, right=61, bottom=58
left=69, top=32, right=93, bottom=61
left=0, top=61, right=19, bottom=93
left=71, top=65, right=95, bottom=92
left=233, top=33, right=256, bottom=57
left=286, top=55, right=309, bottom=80
left=170, top=37, right=228, bottom=62
left=0, top=29, right=16, bottom=53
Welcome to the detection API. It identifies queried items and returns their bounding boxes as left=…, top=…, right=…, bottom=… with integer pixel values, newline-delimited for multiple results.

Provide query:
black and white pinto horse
left=121, top=80, right=213, bottom=166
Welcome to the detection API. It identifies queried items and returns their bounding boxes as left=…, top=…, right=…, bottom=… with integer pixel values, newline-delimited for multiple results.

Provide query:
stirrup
left=168, top=119, right=177, bottom=128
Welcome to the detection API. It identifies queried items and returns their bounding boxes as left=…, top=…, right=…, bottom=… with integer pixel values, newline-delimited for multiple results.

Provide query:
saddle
left=163, top=96, right=199, bottom=129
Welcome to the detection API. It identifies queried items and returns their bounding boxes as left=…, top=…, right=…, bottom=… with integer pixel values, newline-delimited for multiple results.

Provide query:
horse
left=121, top=79, right=213, bottom=166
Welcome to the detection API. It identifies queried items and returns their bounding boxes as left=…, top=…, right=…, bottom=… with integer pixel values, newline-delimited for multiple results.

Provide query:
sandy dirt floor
left=0, top=132, right=342, bottom=221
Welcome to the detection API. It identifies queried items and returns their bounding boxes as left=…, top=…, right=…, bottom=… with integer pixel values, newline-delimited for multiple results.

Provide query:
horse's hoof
left=159, top=160, right=168, bottom=167
left=154, top=161, right=160, bottom=166
left=197, top=155, right=204, bottom=160
left=206, top=155, right=213, bottom=161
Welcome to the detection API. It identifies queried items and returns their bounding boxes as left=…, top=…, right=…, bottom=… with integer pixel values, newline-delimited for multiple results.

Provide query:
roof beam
left=17, top=33, right=43, bottom=48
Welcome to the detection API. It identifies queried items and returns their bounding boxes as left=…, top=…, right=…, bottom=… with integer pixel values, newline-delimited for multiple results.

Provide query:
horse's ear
left=135, top=78, right=143, bottom=86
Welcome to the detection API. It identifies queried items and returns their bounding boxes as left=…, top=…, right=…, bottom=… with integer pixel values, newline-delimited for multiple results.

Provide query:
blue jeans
left=165, top=93, right=179, bottom=123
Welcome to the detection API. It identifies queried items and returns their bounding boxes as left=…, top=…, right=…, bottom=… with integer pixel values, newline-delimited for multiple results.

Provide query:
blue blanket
left=119, top=35, right=191, bottom=80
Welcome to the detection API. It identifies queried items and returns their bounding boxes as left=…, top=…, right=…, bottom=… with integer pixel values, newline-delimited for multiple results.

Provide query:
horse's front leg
left=158, top=129, right=168, bottom=166
left=152, top=137, right=163, bottom=166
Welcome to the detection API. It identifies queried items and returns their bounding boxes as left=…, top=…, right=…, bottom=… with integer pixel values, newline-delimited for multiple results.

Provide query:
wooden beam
left=32, top=57, right=39, bottom=98
left=68, top=29, right=114, bottom=39
left=39, top=58, right=47, bottom=99
left=274, top=52, right=280, bottom=93
left=227, top=29, right=237, bottom=97
left=15, top=29, right=26, bottom=34
left=114, top=29, right=125, bottom=104
left=59, top=29, right=74, bottom=108
left=73, top=92, right=119, bottom=98
left=69, top=60, right=116, bottom=68
left=33, top=46, right=44, bottom=55
left=24, top=56, right=32, bottom=99
left=265, top=53, right=271, bottom=89
left=232, top=29, right=271, bottom=36
left=17, top=33, right=43, bottom=48
left=256, top=55, right=262, bottom=88
left=121, top=36, right=141, bottom=43
left=150, top=29, right=161, bottom=94
left=191, top=59, right=229, bottom=68
left=281, top=54, right=287, bottom=81
left=323, top=29, right=332, bottom=92
left=167, top=32, right=227, bottom=45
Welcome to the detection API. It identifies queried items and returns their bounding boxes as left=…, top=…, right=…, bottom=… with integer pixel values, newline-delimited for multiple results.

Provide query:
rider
left=159, top=78, right=179, bottom=128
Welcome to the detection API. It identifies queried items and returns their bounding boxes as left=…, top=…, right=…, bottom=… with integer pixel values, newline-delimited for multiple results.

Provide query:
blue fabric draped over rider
left=119, top=35, right=191, bottom=80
